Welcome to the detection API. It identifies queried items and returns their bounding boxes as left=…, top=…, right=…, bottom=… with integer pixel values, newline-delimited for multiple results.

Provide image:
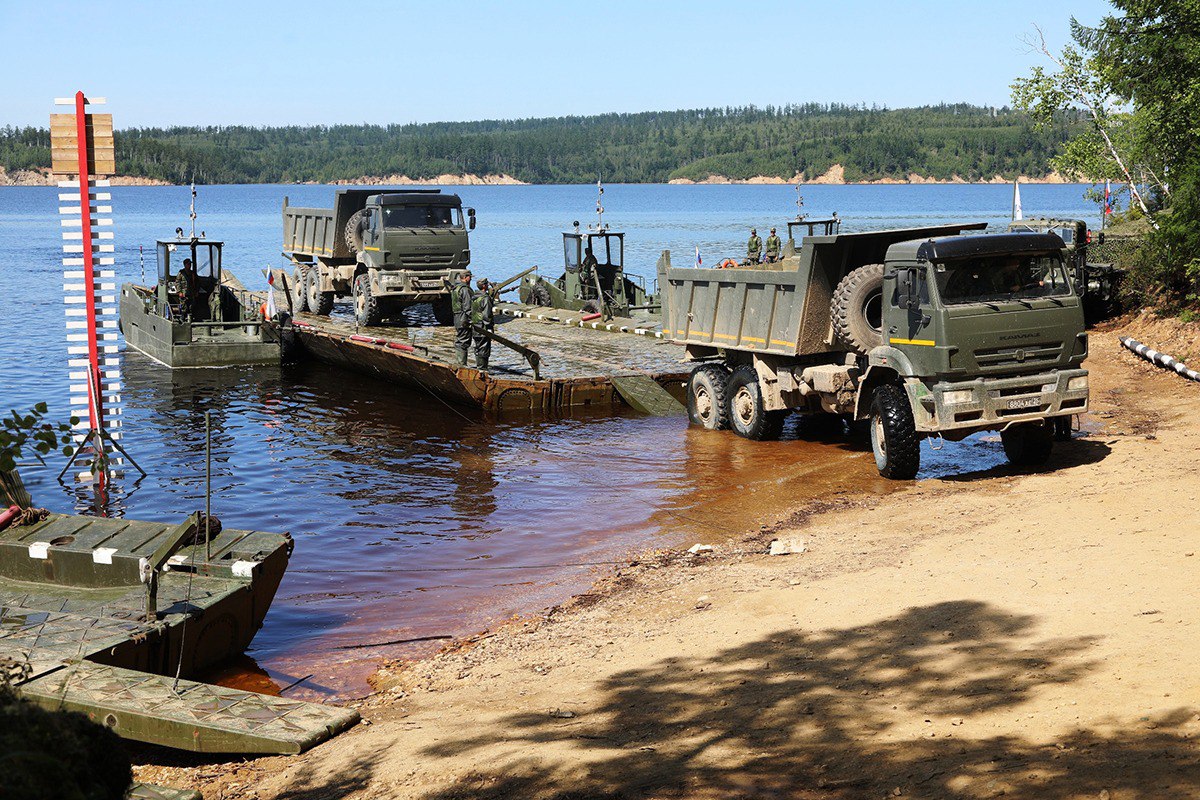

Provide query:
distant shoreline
left=0, top=164, right=1075, bottom=188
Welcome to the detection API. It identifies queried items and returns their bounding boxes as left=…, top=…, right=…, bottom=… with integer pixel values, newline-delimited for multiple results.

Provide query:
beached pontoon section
left=280, top=309, right=687, bottom=415
left=0, top=512, right=359, bottom=754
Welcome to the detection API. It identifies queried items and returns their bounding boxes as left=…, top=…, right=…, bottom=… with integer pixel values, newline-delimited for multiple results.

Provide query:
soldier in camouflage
left=765, top=227, right=782, bottom=263
left=451, top=270, right=474, bottom=367
left=471, top=278, right=495, bottom=370
left=746, top=228, right=762, bottom=264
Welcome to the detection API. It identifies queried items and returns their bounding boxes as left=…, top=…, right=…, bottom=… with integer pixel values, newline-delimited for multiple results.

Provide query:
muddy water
left=0, top=183, right=1079, bottom=698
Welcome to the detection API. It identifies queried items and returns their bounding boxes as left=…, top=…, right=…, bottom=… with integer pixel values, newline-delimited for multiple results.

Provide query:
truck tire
left=1001, top=422, right=1054, bottom=467
left=869, top=383, right=920, bottom=479
left=832, top=262, right=886, bottom=354
left=305, top=269, right=334, bottom=316
left=726, top=365, right=787, bottom=440
left=291, top=266, right=310, bottom=313
left=353, top=274, right=383, bottom=327
left=686, top=363, right=731, bottom=430
left=344, top=209, right=369, bottom=254
left=530, top=282, right=552, bottom=308
left=431, top=299, right=454, bottom=326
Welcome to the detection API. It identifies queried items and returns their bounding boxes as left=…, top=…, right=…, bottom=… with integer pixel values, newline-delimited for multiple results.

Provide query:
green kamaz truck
left=282, top=189, right=475, bottom=326
left=658, top=223, right=1090, bottom=479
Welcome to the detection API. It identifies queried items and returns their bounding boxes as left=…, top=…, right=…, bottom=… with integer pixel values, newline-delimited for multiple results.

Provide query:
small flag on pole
left=266, top=270, right=277, bottom=318
left=1104, top=180, right=1113, bottom=216
left=695, top=246, right=702, bottom=267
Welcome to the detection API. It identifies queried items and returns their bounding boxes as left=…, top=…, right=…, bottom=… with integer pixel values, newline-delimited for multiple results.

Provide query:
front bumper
left=908, top=368, right=1089, bottom=434
left=374, top=269, right=466, bottom=301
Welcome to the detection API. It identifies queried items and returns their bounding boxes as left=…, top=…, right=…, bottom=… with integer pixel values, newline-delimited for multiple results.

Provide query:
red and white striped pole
left=55, top=92, right=122, bottom=484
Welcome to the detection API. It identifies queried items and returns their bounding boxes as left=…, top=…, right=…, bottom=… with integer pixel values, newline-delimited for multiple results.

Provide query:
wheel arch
left=854, top=364, right=900, bottom=420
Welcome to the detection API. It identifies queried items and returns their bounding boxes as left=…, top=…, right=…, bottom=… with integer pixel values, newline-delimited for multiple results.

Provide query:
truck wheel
left=832, top=263, right=886, bottom=354
left=353, top=274, right=383, bottom=327
left=305, top=269, right=333, bottom=316
left=726, top=365, right=787, bottom=440
left=291, top=266, right=310, bottom=313
left=1001, top=422, right=1054, bottom=467
left=431, top=299, right=454, bottom=326
left=869, top=383, right=920, bottom=479
left=530, top=282, right=552, bottom=308
left=344, top=209, right=369, bottom=254
left=686, top=364, right=731, bottom=430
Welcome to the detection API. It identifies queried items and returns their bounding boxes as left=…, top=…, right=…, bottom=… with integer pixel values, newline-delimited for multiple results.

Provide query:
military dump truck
left=282, top=189, right=475, bottom=326
left=1007, top=217, right=1123, bottom=321
left=658, top=224, right=1090, bottom=478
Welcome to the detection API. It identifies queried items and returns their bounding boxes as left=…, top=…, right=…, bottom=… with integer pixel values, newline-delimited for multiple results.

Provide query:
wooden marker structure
left=51, top=92, right=142, bottom=486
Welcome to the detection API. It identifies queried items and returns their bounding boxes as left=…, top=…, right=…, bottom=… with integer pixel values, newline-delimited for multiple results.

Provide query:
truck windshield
left=934, top=254, right=1072, bottom=305
left=383, top=205, right=461, bottom=229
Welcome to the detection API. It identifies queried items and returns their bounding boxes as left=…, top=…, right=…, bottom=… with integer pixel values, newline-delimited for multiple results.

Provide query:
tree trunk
left=0, top=468, right=32, bottom=508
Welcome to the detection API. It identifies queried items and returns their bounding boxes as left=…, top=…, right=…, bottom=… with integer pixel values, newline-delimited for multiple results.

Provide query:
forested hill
left=0, top=104, right=1086, bottom=184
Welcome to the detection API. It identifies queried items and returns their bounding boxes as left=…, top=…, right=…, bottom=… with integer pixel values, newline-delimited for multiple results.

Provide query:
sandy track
left=139, top=317, right=1200, bottom=800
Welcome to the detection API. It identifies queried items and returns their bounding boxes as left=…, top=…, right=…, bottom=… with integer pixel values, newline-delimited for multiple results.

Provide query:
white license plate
left=1006, top=397, right=1041, bottom=410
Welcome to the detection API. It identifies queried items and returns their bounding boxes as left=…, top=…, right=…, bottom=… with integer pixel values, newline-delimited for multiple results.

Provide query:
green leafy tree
left=0, top=403, right=76, bottom=507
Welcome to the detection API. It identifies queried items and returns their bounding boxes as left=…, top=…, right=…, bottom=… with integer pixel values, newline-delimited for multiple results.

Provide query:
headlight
left=1068, top=375, right=1088, bottom=391
left=942, top=389, right=975, bottom=405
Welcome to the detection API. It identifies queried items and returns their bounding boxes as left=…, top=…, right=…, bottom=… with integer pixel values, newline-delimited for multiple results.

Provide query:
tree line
left=0, top=103, right=1086, bottom=185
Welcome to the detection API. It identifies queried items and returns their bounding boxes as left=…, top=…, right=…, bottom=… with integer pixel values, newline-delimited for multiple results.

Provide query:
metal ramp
left=128, top=784, right=202, bottom=800
left=21, top=661, right=360, bottom=754
left=611, top=374, right=686, bottom=416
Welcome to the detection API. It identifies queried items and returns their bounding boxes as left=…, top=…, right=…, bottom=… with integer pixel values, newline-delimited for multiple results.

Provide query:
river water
left=0, top=183, right=1098, bottom=696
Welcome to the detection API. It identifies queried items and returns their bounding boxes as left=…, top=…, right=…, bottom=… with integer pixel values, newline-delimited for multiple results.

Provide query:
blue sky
left=2, top=0, right=1114, bottom=128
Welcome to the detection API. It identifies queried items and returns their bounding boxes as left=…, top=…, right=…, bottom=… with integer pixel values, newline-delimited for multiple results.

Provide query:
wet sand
left=136, top=314, right=1200, bottom=799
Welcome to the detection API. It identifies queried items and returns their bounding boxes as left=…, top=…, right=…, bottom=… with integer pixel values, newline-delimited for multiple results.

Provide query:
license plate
left=1006, top=397, right=1041, bottom=410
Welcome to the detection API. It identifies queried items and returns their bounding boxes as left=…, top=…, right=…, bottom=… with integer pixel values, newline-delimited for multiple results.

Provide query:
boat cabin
left=156, top=235, right=225, bottom=321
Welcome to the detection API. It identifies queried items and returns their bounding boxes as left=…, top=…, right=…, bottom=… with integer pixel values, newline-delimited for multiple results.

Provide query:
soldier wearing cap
left=746, top=228, right=762, bottom=265
left=451, top=270, right=474, bottom=367
left=470, top=277, right=495, bottom=370
left=765, top=227, right=782, bottom=263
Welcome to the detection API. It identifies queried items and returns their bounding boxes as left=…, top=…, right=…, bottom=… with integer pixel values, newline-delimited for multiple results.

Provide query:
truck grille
left=407, top=254, right=455, bottom=268
left=974, top=342, right=1062, bottom=369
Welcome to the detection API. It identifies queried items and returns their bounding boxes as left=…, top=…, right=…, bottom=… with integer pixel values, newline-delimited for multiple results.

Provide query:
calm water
left=0, top=183, right=1099, bottom=696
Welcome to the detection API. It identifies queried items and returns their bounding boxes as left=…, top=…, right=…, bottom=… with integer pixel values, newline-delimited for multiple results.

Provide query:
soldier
left=746, top=228, right=762, bottom=264
left=451, top=270, right=474, bottom=367
left=470, top=277, right=495, bottom=370
left=177, top=258, right=196, bottom=319
left=765, top=227, right=782, bottom=263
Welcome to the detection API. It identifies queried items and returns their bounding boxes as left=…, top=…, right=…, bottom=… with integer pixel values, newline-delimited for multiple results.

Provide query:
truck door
left=888, top=266, right=933, bottom=345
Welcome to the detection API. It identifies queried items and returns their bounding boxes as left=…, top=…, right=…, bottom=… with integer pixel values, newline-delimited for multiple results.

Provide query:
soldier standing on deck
left=746, top=228, right=762, bottom=264
left=471, top=278, right=495, bottom=370
left=765, top=227, right=782, bottom=263
left=451, top=270, right=474, bottom=367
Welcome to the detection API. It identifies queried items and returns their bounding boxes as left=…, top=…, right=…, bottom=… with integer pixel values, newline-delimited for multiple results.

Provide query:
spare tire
left=832, top=263, right=886, bottom=354
left=344, top=209, right=369, bottom=254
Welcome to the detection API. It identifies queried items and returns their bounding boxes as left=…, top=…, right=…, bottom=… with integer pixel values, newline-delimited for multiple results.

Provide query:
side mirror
left=893, top=268, right=920, bottom=310
left=469, top=216, right=477, bottom=231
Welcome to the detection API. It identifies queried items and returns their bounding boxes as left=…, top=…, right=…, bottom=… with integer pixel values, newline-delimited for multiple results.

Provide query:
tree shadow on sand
left=419, top=600, right=1198, bottom=799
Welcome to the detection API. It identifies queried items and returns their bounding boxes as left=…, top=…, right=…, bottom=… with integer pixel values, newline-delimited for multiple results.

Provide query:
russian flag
left=266, top=270, right=277, bottom=318
left=1104, top=180, right=1113, bottom=215
left=695, top=246, right=702, bottom=267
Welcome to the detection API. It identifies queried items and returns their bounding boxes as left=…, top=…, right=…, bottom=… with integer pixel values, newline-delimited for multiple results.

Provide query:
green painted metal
left=22, top=662, right=359, bottom=754
left=127, top=783, right=203, bottom=800
left=119, top=235, right=280, bottom=368
left=282, top=189, right=473, bottom=315
left=611, top=374, right=686, bottom=416
left=0, top=512, right=359, bottom=753
left=517, top=227, right=655, bottom=319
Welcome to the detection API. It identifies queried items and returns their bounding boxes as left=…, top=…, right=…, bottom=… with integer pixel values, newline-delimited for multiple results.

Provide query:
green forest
left=0, top=103, right=1086, bottom=185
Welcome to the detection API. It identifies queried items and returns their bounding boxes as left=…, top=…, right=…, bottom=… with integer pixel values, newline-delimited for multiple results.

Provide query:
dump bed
left=658, top=223, right=986, bottom=357
left=283, top=189, right=383, bottom=261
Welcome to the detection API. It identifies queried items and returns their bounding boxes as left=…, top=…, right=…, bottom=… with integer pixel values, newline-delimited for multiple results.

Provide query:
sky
left=1, top=0, right=1115, bottom=129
